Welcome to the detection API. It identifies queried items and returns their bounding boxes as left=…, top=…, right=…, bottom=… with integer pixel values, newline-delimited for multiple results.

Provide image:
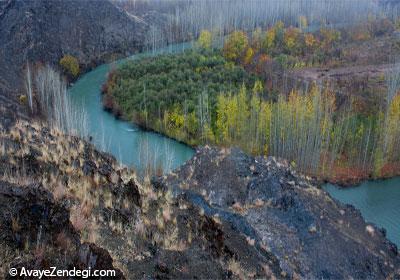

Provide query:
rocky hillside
left=0, top=0, right=147, bottom=116
left=1, top=121, right=399, bottom=279
left=1, top=182, right=125, bottom=280
left=159, top=146, right=400, bottom=279
left=0, top=121, right=279, bottom=279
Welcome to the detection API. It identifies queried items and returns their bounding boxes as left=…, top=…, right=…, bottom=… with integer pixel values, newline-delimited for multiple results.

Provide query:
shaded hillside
left=0, top=0, right=147, bottom=104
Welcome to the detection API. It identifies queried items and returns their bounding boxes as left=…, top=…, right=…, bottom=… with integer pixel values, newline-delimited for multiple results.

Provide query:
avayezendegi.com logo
left=9, top=266, right=117, bottom=279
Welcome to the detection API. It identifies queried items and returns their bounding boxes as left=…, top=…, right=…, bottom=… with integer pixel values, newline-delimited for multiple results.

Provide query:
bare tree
left=35, top=65, right=88, bottom=137
left=25, top=62, right=34, bottom=113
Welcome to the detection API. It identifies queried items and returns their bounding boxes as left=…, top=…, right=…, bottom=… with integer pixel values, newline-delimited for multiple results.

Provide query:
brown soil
left=290, top=63, right=396, bottom=82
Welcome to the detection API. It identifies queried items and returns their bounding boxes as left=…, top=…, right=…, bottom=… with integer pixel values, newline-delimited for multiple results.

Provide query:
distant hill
left=0, top=0, right=147, bottom=117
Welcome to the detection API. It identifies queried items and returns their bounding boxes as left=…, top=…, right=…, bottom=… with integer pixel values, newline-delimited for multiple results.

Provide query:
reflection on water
left=324, top=178, right=400, bottom=246
left=68, top=43, right=195, bottom=174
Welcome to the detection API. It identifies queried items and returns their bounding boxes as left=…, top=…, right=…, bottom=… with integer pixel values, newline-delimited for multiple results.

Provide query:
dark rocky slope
left=0, top=0, right=147, bottom=119
left=1, top=121, right=399, bottom=279
left=159, top=146, right=400, bottom=279
left=0, top=181, right=125, bottom=280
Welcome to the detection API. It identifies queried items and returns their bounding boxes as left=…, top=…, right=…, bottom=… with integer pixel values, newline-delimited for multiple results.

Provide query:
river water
left=324, top=179, right=400, bottom=246
left=68, top=42, right=399, bottom=247
left=68, top=43, right=195, bottom=173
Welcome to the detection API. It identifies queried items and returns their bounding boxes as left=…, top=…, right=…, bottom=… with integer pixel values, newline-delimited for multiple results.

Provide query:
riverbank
left=101, top=105, right=201, bottom=149
left=67, top=47, right=195, bottom=174
left=102, top=86, right=400, bottom=188
left=320, top=162, right=400, bottom=187
left=324, top=177, right=400, bottom=246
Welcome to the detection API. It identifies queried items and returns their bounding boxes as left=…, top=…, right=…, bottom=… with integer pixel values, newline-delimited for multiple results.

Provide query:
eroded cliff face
left=1, top=122, right=399, bottom=279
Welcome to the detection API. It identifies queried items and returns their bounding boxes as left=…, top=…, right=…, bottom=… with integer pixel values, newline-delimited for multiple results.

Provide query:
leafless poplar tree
left=35, top=65, right=88, bottom=137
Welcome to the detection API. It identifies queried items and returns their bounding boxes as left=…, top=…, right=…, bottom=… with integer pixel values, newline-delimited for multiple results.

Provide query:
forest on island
left=102, top=17, right=400, bottom=182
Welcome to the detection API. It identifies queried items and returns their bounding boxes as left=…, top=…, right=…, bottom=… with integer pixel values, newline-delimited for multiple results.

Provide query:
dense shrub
left=59, top=55, right=80, bottom=78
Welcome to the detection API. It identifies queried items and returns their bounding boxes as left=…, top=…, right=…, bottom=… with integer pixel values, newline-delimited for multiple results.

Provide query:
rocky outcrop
left=159, top=146, right=400, bottom=279
left=0, top=181, right=125, bottom=279
left=0, top=121, right=138, bottom=278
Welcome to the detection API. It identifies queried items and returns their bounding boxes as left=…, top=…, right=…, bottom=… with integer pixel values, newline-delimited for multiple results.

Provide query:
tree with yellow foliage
left=252, top=28, right=263, bottom=52
left=299, top=16, right=308, bottom=30
left=59, top=55, right=80, bottom=78
left=283, top=27, right=301, bottom=54
left=236, top=84, right=250, bottom=142
left=273, top=21, right=285, bottom=44
left=383, top=93, right=400, bottom=161
left=249, top=81, right=262, bottom=153
left=226, top=93, right=239, bottom=141
left=263, top=28, right=276, bottom=53
left=244, top=47, right=255, bottom=65
left=197, top=30, right=213, bottom=49
left=168, top=107, right=185, bottom=129
left=223, top=31, right=249, bottom=62
left=253, top=80, right=263, bottom=95
left=304, top=33, right=316, bottom=48
left=320, top=28, right=341, bottom=49
left=258, top=101, right=272, bottom=154
left=216, top=94, right=229, bottom=143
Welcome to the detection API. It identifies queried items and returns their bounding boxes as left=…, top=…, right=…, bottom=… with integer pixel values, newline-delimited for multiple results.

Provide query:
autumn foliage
left=197, top=30, right=213, bottom=49
left=223, top=31, right=249, bottom=62
left=104, top=17, right=400, bottom=182
left=59, top=55, right=80, bottom=78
